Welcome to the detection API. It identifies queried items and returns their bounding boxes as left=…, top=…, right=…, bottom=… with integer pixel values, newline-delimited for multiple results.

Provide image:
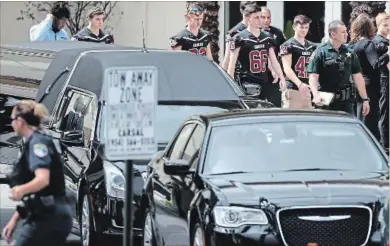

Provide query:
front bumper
left=211, top=225, right=382, bottom=246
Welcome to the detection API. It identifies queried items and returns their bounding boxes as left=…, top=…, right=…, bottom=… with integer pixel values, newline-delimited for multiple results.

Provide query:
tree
left=17, top=1, right=123, bottom=35
left=349, top=1, right=387, bottom=26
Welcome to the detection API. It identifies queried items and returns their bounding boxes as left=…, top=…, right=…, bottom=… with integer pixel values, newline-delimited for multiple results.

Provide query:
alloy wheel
left=193, top=227, right=205, bottom=246
left=143, top=212, right=153, bottom=246
left=81, top=196, right=90, bottom=246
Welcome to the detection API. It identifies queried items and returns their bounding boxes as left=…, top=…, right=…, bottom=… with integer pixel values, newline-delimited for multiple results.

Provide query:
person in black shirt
left=228, top=4, right=286, bottom=101
left=221, top=1, right=255, bottom=71
left=349, top=13, right=389, bottom=141
left=280, top=15, right=317, bottom=109
left=170, top=3, right=213, bottom=60
left=1, top=100, right=72, bottom=246
left=72, top=7, right=114, bottom=44
left=259, top=6, right=287, bottom=107
left=373, top=12, right=390, bottom=152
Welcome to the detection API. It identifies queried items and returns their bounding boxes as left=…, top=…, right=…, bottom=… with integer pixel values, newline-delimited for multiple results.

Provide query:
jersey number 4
left=249, top=50, right=268, bottom=73
left=295, top=56, right=311, bottom=78
left=189, top=47, right=207, bottom=56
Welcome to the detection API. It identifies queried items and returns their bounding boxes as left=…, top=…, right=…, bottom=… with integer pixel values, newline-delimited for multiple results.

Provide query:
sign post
left=102, top=66, right=158, bottom=246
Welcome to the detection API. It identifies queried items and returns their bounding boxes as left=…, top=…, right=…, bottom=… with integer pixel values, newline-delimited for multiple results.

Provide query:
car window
left=56, top=91, right=96, bottom=147
left=182, top=125, right=205, bottom=165
left=169, top=123, right=195, bottom=160
left=203, top=122, right=388, bottom=175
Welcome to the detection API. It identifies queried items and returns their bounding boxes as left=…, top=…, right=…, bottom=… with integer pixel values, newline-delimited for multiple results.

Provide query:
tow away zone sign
left=103, top=66, right=158, bottom=161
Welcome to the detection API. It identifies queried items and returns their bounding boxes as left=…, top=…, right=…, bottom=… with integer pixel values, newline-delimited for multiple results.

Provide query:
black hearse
left=0, top=41, right=250, bottom=246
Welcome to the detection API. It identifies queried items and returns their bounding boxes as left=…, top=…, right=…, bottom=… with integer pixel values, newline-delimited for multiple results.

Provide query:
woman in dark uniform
left=348, top=13, right=390, bottom=141
left=1, top=100, right=72, bottom=246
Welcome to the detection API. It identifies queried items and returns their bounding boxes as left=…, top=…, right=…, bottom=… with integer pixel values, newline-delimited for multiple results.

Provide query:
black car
left=142, top=108, right=389, bottom=246
left=0, top=41, right=250, bottom=246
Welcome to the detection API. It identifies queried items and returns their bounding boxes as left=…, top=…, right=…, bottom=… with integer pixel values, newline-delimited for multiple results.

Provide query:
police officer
left=307, top=20, right=370, bottom=116
left=1, top=100, right=72, bottom=246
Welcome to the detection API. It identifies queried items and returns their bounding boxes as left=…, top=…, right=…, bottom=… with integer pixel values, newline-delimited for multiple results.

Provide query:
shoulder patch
left=170, top=38, right=178, bottom=47
left=33, top=143, right=48, bottom=158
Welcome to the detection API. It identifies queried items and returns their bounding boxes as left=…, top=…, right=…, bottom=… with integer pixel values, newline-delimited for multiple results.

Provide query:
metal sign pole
left=123, top=160, right=134, bottom=246
left=103, top=66, right=158, bottom=246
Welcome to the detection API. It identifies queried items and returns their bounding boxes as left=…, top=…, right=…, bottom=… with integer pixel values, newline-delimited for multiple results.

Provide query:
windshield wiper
left=284, top=168, right=354, bottom=172
left=209, top=171, right=248, bottom=176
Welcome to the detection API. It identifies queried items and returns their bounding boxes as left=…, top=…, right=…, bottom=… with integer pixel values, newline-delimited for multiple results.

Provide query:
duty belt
left=334, top=87, right=353, bottom=102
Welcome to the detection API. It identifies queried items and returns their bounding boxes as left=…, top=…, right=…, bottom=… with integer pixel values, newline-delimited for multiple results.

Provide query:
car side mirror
left=60, top=130, right=84, bottom=147
left=164, top=159, right=193, bottom=175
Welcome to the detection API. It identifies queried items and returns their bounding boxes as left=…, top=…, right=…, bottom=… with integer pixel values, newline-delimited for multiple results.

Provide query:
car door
left=51, top=89, right=98, bottom=226
left=171, top=124, right=205, bottom=218
left=150, top=122, right=196, bottom=244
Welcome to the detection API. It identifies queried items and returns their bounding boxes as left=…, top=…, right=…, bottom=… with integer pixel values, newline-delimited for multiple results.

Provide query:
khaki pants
left=282, top=89, right=313, bottom=109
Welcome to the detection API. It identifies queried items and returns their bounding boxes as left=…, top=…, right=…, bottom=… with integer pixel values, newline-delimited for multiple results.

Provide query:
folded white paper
left=319, top=92, right=335, bottom=106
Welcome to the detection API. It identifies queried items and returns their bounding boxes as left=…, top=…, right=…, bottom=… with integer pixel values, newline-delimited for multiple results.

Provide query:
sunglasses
left=187, top=6, right=204, bottom=15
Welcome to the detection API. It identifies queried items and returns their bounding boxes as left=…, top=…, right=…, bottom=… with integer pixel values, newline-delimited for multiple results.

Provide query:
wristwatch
left=362, top=98, right=370, bottom=102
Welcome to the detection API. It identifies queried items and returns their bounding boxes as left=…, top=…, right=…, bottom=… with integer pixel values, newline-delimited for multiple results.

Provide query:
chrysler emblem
left=298, top=215, right=351, bottom=221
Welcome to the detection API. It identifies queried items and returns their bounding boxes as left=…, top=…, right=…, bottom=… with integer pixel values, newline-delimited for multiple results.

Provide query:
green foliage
left=349, top=1, right=387, bottom=25
left=17, top=1, right=123, bottom=35
left=284, top=20, right=294, bottom=39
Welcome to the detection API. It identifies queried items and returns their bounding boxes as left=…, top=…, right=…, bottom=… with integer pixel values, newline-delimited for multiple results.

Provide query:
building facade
left=1, top=1, right=389, bottom=63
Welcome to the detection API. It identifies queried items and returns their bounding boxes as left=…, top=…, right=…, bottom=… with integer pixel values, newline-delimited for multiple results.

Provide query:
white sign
left=103, top=66, right=158, bottom=161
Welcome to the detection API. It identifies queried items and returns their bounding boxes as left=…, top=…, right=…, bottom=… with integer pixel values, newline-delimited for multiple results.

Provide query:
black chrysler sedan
left=141, top=109, right=389, bottom=246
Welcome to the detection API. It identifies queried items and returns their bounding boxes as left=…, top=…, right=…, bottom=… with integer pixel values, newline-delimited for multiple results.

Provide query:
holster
left=334, top=86, right=354, bottom=102
left=19, top=194, right=56, bottom=219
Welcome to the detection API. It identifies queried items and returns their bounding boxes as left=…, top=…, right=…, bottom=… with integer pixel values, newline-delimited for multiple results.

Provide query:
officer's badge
left=310, top=51, right=317, bottom=60
left=33, top=143, right=48, bottom=158
left=346, top=52, right=351, bottom=58
left=273, top=34, right=277, bottom=39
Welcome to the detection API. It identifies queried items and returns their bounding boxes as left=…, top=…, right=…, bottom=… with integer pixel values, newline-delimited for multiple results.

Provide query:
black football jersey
left=262, top=26, right=286, bottom=57
left=170, top=29, right=211, bottom=56
left=280, top=38, right=317, bottom=90
left=230, top=30, right=277, bottom=84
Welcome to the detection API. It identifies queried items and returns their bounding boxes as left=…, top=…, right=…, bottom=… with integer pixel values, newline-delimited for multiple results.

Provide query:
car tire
left=191, top=223, right=206, bottom=246
left=80, top=189, right=101, bottom=246
left=141, top=208, right=157, bottom=246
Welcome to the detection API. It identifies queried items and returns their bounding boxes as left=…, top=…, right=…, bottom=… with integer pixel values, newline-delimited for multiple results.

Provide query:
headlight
left=213, top=206, right=268, bottom=228
left=104, top=162, right=125, bottom=199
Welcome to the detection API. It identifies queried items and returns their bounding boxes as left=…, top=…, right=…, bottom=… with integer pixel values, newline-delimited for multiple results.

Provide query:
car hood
left=204, top=171, right=389, bottom=207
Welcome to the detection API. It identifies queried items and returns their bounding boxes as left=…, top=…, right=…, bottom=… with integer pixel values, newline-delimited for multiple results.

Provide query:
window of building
left=284, top=1, right=325, bottom=43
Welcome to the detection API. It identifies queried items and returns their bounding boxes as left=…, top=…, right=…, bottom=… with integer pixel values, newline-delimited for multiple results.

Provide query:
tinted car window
left=169, top=123, right=195, bottom=160
left=204, top=122, right=388, bottom=175
left=182, top=125, right=205, bottom=162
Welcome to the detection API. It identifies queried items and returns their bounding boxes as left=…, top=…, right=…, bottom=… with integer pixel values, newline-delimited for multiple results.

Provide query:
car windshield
left=203, top=122, right=388, bottom=175
left=99, top=104, right=228, bottom=144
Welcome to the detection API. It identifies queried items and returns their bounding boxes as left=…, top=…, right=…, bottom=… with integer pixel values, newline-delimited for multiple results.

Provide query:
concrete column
left=266, top=1, right=284, bottom=32
left=324, top=1, right=342, bottom=38
left=218, top=1, right=226, bottom=63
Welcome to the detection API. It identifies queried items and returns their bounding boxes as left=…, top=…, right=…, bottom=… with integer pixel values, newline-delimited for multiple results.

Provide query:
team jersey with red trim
left=280, top=38, right=317, bottom=90
left=169, top=28, right=211, bottom=56
left=230, top=30, right=276, bottom=84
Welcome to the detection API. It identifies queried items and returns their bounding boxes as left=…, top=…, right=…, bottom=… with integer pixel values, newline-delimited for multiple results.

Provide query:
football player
left=221, top=1, right=255, bottom=71
left=228, top=4, right=286, bottom=101
left=169, top=3, right=213, bottom=61
left=259, top=6, right=287, bottom=107
left=280, top=15, right=317, bottom=109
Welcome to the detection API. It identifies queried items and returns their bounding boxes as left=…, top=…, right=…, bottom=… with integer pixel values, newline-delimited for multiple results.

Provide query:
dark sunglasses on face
left=187, top=6, right=204, bottom=15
